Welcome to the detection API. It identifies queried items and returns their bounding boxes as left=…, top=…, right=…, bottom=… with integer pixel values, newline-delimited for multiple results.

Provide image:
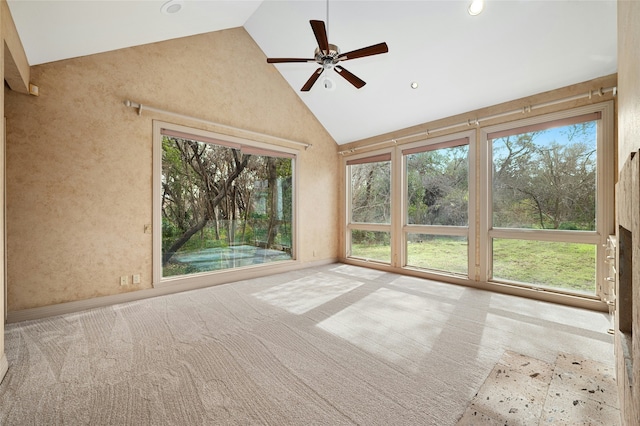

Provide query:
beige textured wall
left=5, top=28, right=339, bottom=311
left=616, top=1, right=640, bottom=424
left=618, top=1, right=640, bottom=167
left=0, top=0, right=5, bottom=380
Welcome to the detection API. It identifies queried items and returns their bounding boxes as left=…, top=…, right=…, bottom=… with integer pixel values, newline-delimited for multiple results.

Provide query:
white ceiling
left=7, top=0, right=617, bottom=145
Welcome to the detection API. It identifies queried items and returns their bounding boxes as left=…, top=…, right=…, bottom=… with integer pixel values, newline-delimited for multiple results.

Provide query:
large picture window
left=486, top=110, right=607, bottom=295
left=491, top=113, right=599, bottom=232
left=154, top=123, right=295, bottom=282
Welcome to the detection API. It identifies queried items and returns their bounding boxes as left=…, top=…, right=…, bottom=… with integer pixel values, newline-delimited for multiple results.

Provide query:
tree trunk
left=230, top=185, right=237, bottom=245
left=163, top=217, right=208, bottom=265
left=241, top=190, right=251, bottom=243
left=266, top=158, right=278, bottom=247
left=225, top=194, right=231, bottom=246
left=162, top=150, right=249, bottom=265
left=213, top=207, right=220, bottom=240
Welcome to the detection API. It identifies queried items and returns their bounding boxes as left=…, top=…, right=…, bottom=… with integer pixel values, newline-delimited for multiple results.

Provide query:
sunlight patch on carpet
left=252, top=272, right=363, bottom=314
left=329, top=264, right=386, bottom=280
left=389, top=275, right=467, bottom=300
left=317, top=287, right=454, bottom=365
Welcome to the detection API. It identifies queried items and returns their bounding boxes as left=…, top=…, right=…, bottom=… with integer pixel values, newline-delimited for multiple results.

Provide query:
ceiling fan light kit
left=322, top=77, right=336, bottom=91
left=267, top=20, right=388, bottom=92
left=468, top=0, right=484, bottom=16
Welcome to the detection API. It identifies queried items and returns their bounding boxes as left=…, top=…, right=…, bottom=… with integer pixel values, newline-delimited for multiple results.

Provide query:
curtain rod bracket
left=124, top=99, right=142, bottom=115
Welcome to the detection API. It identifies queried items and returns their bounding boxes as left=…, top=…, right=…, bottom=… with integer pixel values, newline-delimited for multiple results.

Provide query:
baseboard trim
left=7, top=258, right=338, bottom=323
left=0, top=353, right=7, bottom=384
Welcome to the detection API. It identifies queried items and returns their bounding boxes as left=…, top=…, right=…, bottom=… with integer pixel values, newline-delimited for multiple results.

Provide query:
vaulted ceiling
left=7, top=0, right=617, bottom=145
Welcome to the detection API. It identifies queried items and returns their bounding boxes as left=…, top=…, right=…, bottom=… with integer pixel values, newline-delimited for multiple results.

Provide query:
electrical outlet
left=120, top=276, right=128, bottom=286
left=132, top=274, right=141, bottom=285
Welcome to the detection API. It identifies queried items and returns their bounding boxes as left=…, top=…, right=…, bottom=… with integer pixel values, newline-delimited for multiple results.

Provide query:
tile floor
left=457, top=351, right=620, bottom=425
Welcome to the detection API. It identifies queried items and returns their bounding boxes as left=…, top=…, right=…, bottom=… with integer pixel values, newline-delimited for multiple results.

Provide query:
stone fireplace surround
left=616, top=149, right=639, bottom=424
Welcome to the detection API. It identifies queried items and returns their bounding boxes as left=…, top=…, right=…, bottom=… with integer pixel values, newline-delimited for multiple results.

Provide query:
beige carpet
left=0, top=264, right=615, bottom=425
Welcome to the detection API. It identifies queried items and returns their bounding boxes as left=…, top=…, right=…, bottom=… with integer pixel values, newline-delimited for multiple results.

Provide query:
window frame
left=344, top=149, right=393, bottom=264
left=342, top=101, right=614, bottom=306
left=152, top=120, right=299, bottom=288
left=400, top=130, right=477, bottom=278
left=479, top=102, right=615, bottom=298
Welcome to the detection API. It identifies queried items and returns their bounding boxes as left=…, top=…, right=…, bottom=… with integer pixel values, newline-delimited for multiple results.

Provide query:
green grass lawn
left=350, top=244, right=391, bottom=263
left=492, top=239, right=595, bottom=294
left=406, top=237, right=468, bottom=275
left=352, top=237, right=596, bottom=294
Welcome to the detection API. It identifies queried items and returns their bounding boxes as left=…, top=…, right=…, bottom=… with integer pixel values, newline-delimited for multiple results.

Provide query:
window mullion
left=391, top=147, right=403, bottom=268
left=403, top=225, right=468, bottom=236
left=479, top=128, right=492, bottom=283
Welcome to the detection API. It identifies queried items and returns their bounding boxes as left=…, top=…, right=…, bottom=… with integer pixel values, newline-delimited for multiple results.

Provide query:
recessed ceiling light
left=161, top=0, right=183, bottom=15
left=410, top=82, right=419, bottom=89
left=468, top=0, right=484, bottom=16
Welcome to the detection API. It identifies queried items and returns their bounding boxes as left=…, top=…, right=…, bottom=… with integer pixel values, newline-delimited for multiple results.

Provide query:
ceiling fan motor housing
left=315, top=44, right=340, bottom=69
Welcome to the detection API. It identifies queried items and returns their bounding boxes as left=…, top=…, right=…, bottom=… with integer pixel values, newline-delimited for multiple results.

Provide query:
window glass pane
left=406, top=145, right=469, bottom=225
left=492, top=120, right=597, bottom=230
left=492, top=239, right=596, bottom=295
left=350, top=160, right=391, bottom=224
left=406, top=234, right=468, bottom=275
left=350, top=230, right=391, bottom=263
left=162, top=136, right=293, bottom=278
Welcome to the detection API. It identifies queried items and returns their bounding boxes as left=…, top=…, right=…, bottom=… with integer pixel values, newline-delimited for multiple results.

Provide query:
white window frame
left=152, top=120, right=299, bottom=288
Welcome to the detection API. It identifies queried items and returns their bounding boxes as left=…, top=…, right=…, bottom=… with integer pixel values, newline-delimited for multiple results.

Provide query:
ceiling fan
left=266, top=20, right=389, bottom=92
